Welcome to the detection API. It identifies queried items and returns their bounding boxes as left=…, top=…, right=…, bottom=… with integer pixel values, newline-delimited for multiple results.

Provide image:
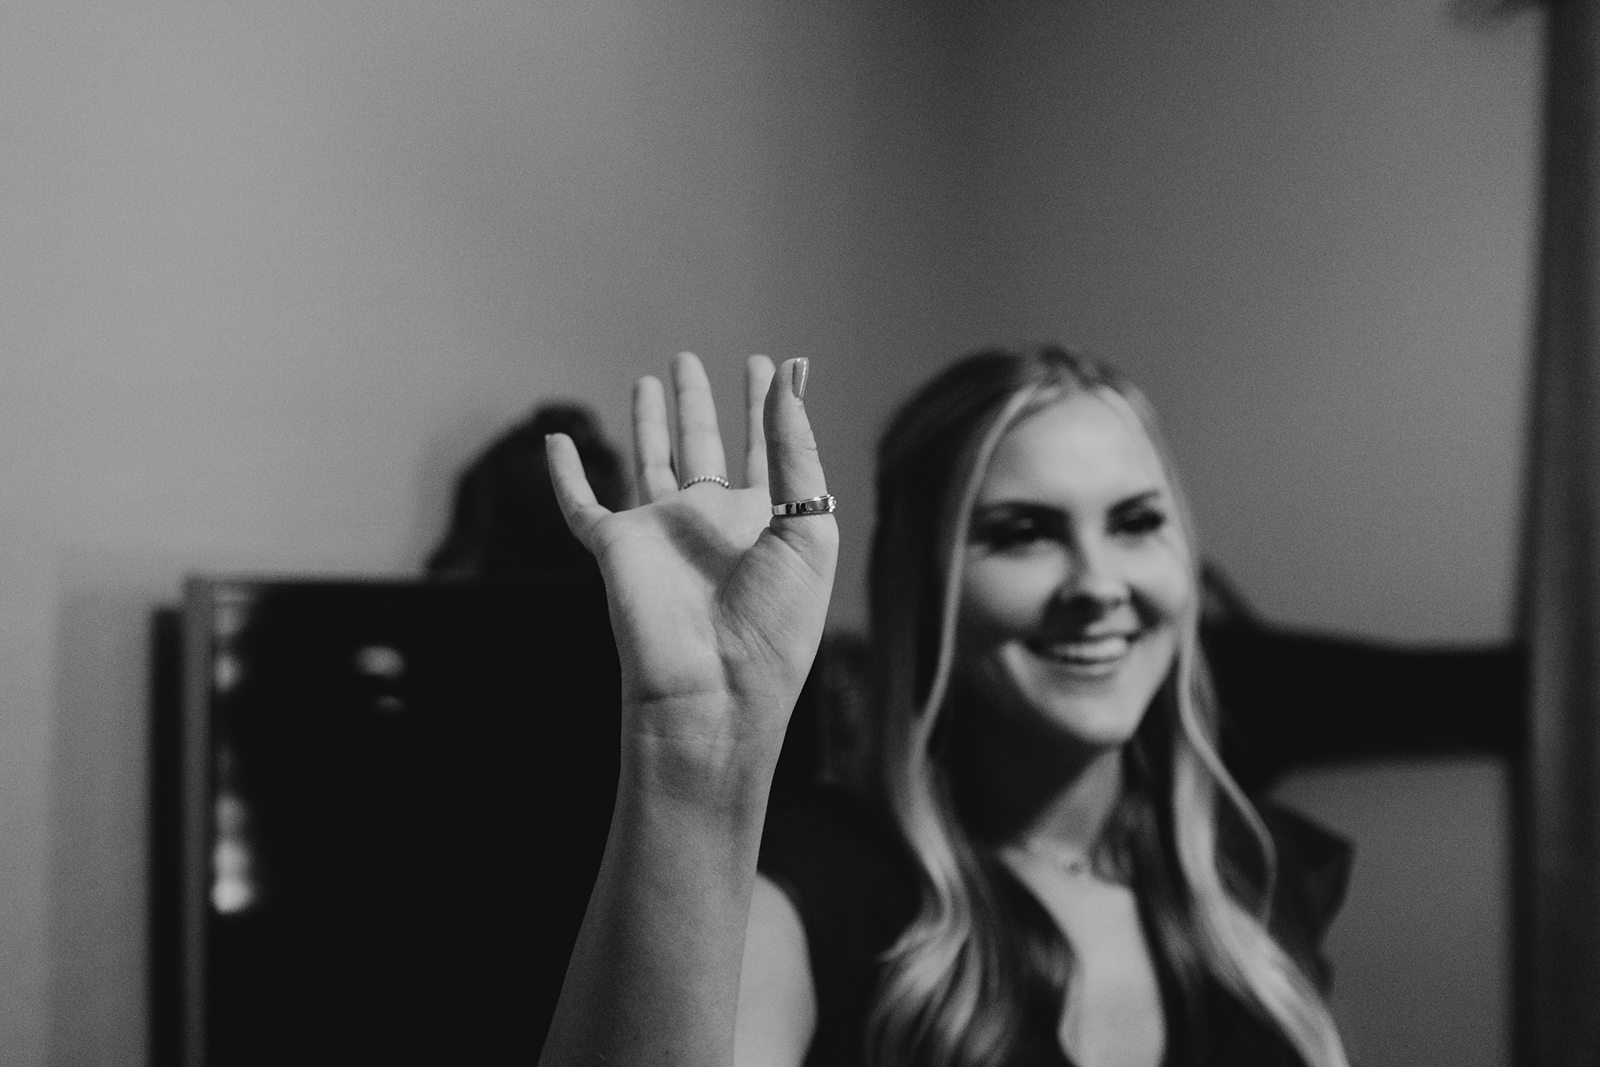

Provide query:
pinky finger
left=546, top=433, right=610, bottom=551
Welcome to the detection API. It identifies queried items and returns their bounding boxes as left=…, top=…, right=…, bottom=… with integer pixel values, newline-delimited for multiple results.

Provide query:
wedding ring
left=771, top=494, right=837, bottom=518
left=680, top=473, right=731, bottom=490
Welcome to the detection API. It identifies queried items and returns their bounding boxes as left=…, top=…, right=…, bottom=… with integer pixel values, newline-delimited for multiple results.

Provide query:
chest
left=1011, top=863, right=1167, bottom=1067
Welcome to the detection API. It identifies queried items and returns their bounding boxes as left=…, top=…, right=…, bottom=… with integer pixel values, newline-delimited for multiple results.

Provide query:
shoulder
left=1259, top=802, right=1354, bottom=934
left=1250, top=801, right=1355, bottom=990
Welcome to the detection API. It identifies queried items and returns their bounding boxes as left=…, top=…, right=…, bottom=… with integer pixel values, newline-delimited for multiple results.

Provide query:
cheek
left=1129, top=546, right=1193, bottom=621
left=958, top=556, right=1058, bottom=635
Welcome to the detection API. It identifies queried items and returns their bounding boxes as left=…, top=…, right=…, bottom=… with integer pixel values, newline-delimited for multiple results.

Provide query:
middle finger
left=633, top=374, right=678, bottom=502
left=743, top=354, right=775, bottom=489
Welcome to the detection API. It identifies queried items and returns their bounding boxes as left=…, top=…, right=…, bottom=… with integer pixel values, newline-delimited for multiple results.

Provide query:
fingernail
left=791, top=358, right=810, bottom=401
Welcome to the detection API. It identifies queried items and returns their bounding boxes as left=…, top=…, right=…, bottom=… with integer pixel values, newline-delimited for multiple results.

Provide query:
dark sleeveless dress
left=757, top=786, right=1353, bottom=1067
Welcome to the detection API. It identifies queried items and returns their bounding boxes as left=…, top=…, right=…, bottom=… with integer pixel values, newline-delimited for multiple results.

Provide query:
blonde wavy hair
left=862, top=347, right=1348, bottom=1067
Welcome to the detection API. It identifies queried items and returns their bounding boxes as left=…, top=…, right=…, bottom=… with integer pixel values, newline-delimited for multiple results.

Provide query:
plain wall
left=0, top=2, right=1539, bottom=1064
left=944, top=0, right=1541, bottom=646
left=3, top=4, right=966, bottom=1061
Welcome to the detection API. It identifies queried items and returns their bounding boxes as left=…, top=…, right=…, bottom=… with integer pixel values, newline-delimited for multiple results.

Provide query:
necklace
left=1017, top=838, right=1094, bottom=878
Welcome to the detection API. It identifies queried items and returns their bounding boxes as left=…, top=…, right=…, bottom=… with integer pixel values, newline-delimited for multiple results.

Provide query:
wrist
left=616, top=691, right=791, bottom=818
left=618, top=728, right=780, bottom=828
left=607, top=759, right=774, bottom=890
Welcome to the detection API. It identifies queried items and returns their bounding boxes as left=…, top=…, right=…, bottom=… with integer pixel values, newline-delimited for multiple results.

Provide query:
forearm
left=537, top=351, right=834, bottom=1064
left=537, top=768, right=773, bottom=1067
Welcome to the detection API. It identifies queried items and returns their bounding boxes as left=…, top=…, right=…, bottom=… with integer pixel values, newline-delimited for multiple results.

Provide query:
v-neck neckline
left=996, top=859, right=1189, bottom=1067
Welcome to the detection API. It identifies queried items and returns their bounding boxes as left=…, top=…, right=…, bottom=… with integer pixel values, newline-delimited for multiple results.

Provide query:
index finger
left=546, top=432, right=610, bottom=552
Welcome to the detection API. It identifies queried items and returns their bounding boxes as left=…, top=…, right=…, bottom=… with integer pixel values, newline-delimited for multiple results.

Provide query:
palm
left=549, top=353, right=838, bottom=778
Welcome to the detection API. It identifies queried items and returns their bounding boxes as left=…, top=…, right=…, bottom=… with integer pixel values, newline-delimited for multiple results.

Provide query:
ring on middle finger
left=680, top=473, right=732, bottom=491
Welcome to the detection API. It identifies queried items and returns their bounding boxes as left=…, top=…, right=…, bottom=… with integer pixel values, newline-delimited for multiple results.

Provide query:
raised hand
left=546, top=352, right=838, bottom=802
left=537, top=352, right=837, bottom=1066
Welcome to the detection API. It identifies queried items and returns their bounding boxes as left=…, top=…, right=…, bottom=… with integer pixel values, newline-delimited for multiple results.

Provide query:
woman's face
left=954, top=390, right=1193, bottom=756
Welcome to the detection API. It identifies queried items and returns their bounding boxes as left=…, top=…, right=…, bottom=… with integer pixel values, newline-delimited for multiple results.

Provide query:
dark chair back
left=172, top=575, right=621, bottom=1065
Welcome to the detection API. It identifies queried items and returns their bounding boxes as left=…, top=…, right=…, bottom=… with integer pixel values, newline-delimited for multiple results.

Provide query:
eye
left=1112, top=504, right=1168, bottom=539
left=972, top=512, right=1057, bottom=553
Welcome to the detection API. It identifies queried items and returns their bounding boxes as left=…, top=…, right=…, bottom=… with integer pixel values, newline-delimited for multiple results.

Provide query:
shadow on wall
left=423, top=402, right=628, bottom=582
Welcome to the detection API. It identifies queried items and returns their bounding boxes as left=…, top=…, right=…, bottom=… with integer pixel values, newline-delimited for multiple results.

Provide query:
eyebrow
left=972, top=488, right=1168, bottom=514
left=1107, top=489, right=1167, bottom=512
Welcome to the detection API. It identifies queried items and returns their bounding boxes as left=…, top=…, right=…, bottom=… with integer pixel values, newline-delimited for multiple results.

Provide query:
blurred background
left=0, top=1, right=1538, bottom=1064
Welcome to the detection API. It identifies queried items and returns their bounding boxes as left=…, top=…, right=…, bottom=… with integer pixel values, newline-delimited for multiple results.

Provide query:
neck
left=1018, top=749, right=1125, bottom=852
left=953, top=723, right=1127, bottom=856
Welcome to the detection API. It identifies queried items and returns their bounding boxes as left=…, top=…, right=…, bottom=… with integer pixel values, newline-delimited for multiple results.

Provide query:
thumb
left=762, top=358, right=838, bottom=574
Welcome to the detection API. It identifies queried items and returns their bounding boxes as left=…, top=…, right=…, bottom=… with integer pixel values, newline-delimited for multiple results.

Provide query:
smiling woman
left=538, top=347, right=1353, bottom=1067
left=825, top=347, right=1349, bottom=1067
left=955, top=392, right=1192, bottom=758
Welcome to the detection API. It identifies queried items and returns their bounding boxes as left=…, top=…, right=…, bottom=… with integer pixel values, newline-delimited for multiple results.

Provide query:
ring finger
left=672, top=351, right=730, bottom=487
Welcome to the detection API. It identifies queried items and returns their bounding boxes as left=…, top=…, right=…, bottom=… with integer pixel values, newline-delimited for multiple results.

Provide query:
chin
left=1041, top=701, right=1149, bottom=750
left=974, top=684, right=1148, bottom=756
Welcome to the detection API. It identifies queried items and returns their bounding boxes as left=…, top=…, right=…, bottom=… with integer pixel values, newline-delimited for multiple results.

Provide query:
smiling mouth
left=1030, top=633, right=1136, bottom=668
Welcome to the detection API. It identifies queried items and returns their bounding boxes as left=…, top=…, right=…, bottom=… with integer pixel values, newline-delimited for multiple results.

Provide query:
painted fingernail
left=791, top=358, right=810, bottom=401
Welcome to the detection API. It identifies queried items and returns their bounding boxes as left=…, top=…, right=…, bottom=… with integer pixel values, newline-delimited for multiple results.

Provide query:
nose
left=1058, top=536, right=1128, bottom=610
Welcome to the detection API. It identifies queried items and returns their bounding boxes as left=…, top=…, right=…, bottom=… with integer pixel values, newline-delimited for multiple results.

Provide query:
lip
left=1027, top=631, right=1139, bottom=673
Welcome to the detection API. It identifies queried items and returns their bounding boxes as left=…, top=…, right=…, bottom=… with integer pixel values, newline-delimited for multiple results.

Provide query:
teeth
left=1039, top=635, right=1131, bottom=663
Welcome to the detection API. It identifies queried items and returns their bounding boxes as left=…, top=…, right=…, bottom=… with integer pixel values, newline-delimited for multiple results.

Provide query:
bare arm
left=734, top=876, right=817, bottom=1066
left=537, top=353, right=836, bottom=1067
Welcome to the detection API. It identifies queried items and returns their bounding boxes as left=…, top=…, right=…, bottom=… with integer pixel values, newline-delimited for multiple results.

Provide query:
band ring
left=771, top=494, right=837, bottom=518
left=680, top=473, right=731, bottom=490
